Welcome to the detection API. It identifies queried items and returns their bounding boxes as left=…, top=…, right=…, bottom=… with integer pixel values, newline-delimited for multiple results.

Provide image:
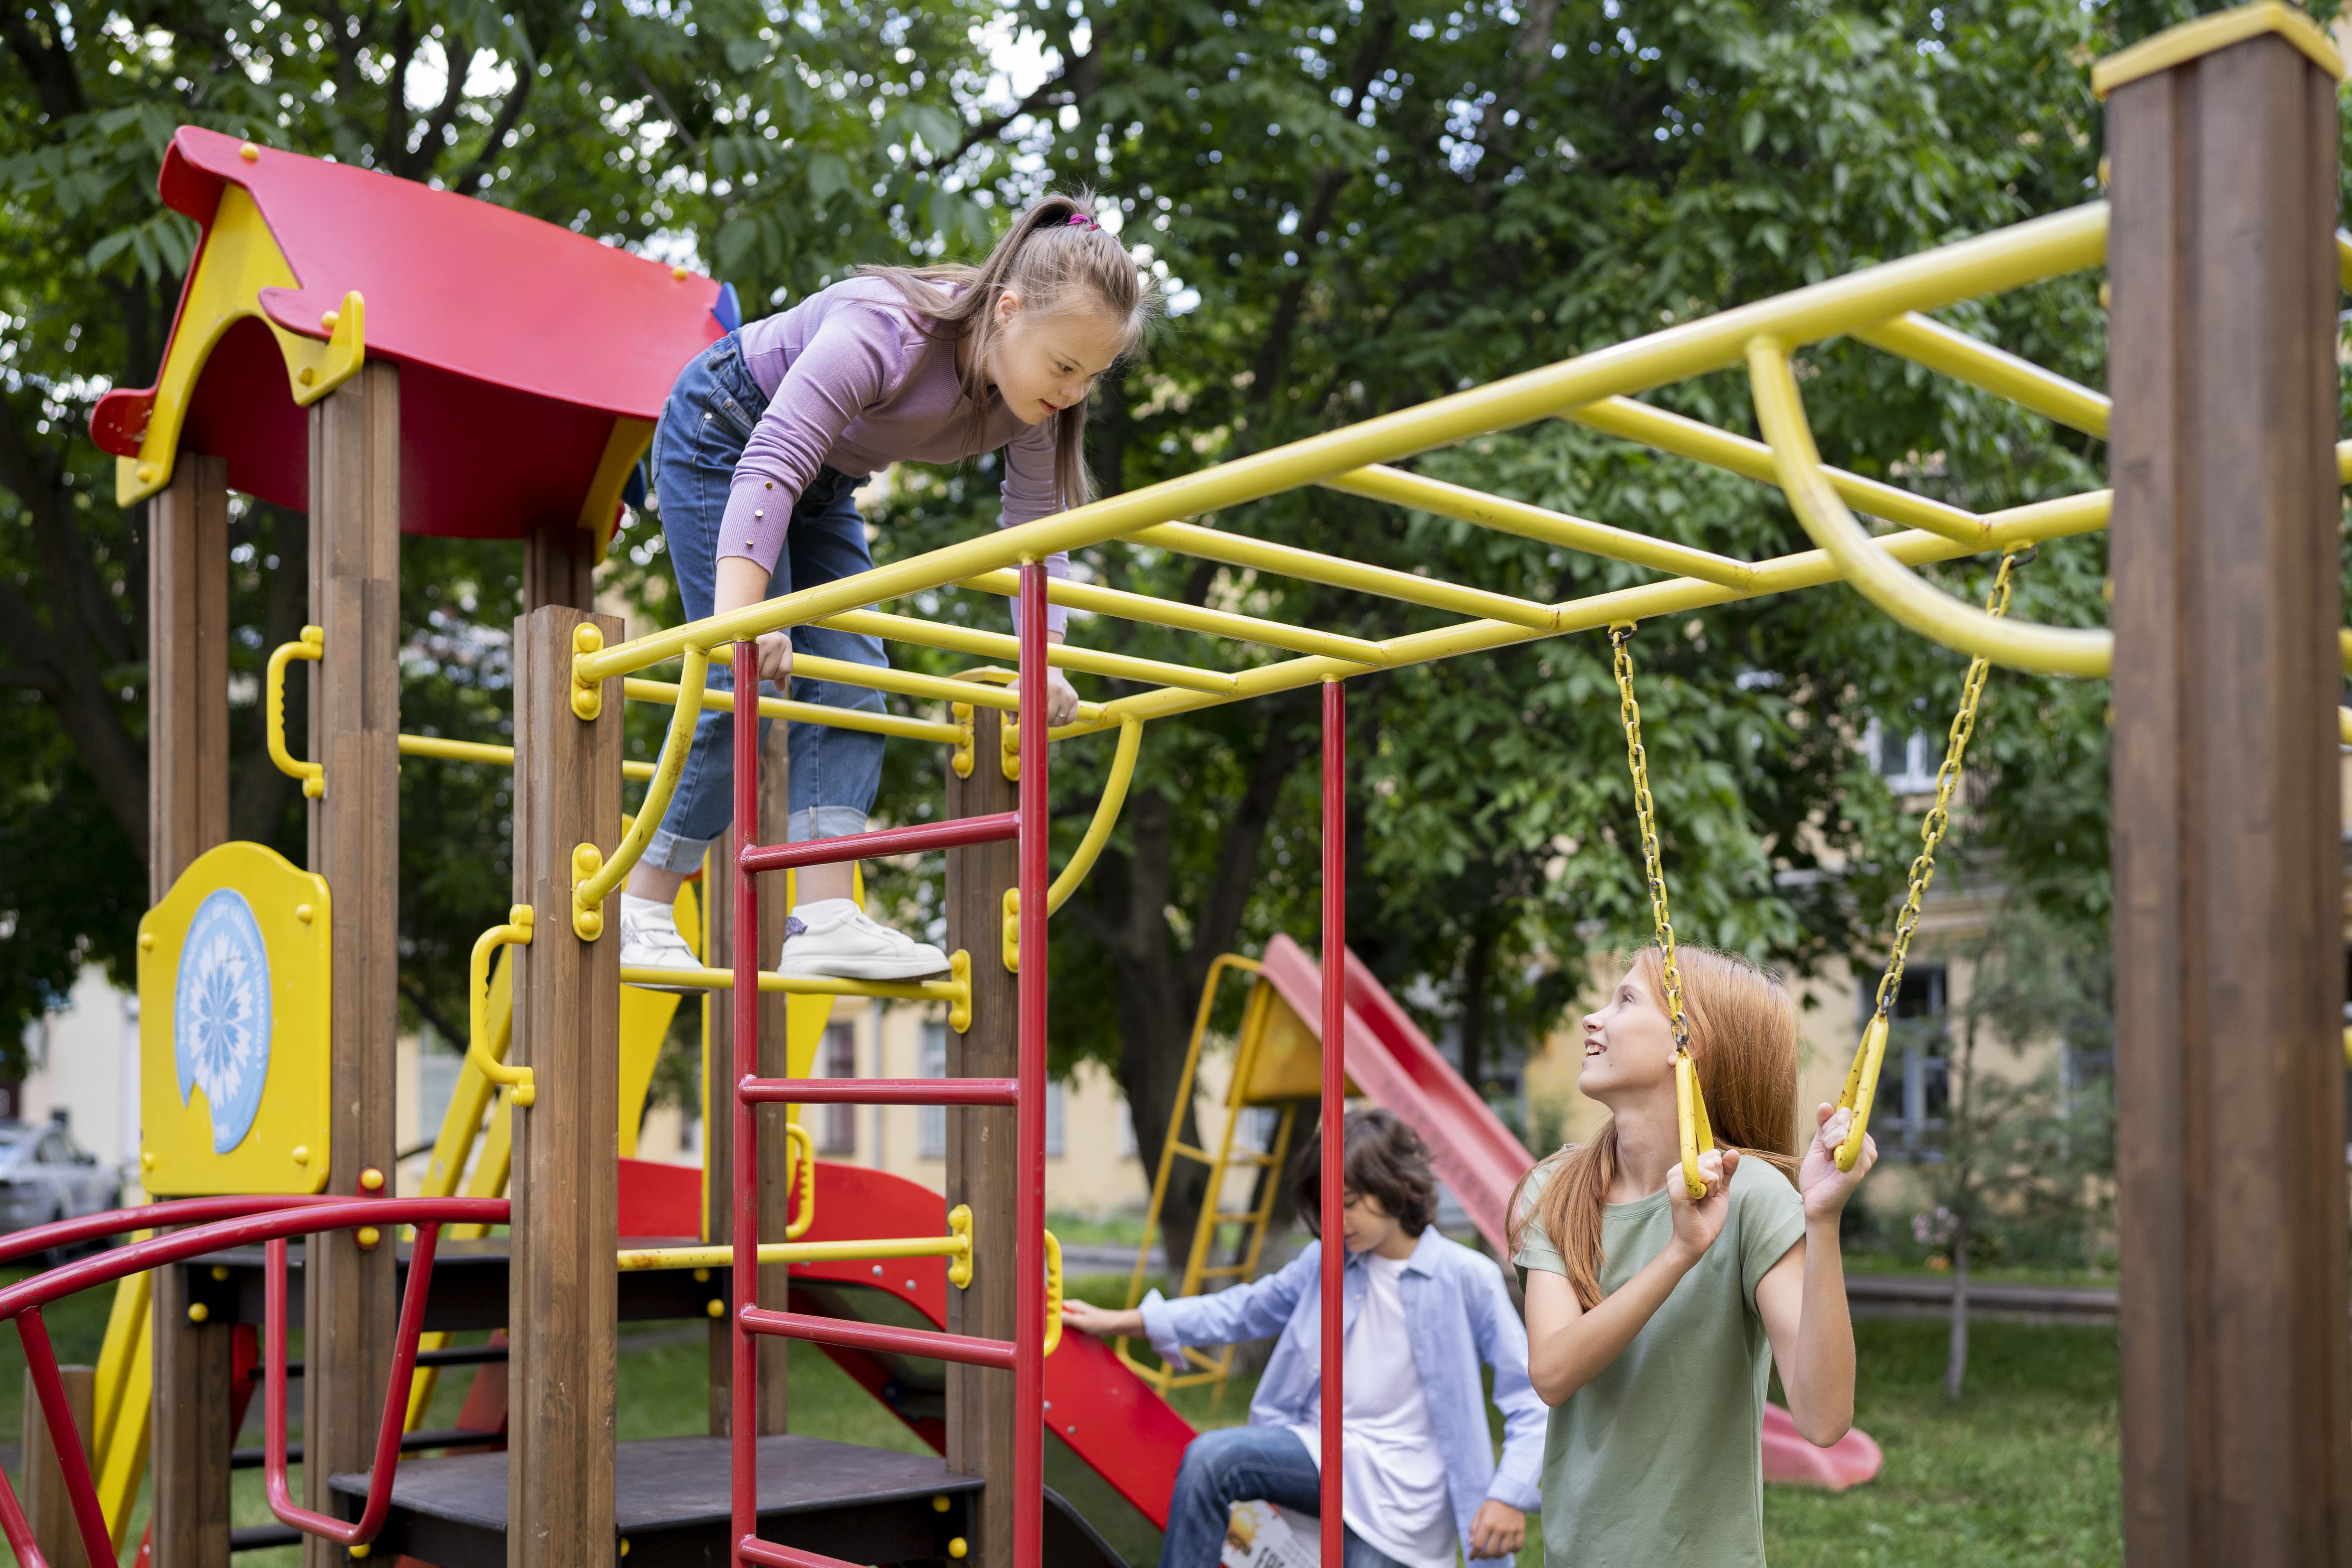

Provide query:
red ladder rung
left=737, top=1076, right=1017, bottom=1107
left=738, top=811, right=1019, bottom=874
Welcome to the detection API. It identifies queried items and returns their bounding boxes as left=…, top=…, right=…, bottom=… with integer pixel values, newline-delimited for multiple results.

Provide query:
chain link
left=1870, top=551, right=2026, bottom=1021
left=1610, top=624, right=1690, bottom=1056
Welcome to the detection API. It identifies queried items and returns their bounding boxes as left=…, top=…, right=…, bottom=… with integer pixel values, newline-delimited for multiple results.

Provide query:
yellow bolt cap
left=349, top=1546, right=368, bottom=1561
left=292, top=1145, right=310, bottom=1165
left=705, top=1299, right=725, bottom=1318
left=360, top=1167, right=385, bottom=1191
left=297, top=366, right=315, bottom=386
left=671, top=265, right=689, bottom=280
left=931, top=1495, right=950, bottom=1513
left=693, top=1267, right=711, bottom=1283
left=356, top=1227, right=381, bottom=1250
left=211, top=1265, right=230, bottom=1282
left=321, top=309, right=339, bottom=330
left=620, top=1541, right=630, bottom=1558
left=948, top=1538, right=968, bottom=1559
left=136, top=464, right=156, bottom=483
left=139, top=932, right=154, bottom=950
left=187, top=1302, right=209, bottom=1323
left=296, top=903, right=314, bottom=923
left=573, top=622, right=606, bottom=654
left=240, top=143, right=259, bottom=162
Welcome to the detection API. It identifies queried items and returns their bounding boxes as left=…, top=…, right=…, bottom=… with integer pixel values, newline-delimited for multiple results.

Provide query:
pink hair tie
left=1065, top=212, right=1098, bottom=229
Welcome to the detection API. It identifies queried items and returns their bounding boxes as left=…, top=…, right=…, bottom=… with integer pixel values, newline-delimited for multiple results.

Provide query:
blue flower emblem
left=175, top=889, right=272, bottom=1153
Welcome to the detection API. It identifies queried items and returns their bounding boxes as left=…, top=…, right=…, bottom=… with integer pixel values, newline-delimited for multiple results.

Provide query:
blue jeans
left=644, top=332, right=889, bottom=873
left=1160, top=1425, right=1409, bottom=1568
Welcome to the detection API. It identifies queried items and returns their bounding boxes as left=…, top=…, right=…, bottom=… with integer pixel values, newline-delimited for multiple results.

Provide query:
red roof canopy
left=93, top=126, right=724, bottom=543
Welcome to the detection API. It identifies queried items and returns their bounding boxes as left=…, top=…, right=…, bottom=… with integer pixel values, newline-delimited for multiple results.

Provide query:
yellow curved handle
left=947, top=1204, right=974, bottom=1289
left=1046, top=717, right=1143, bottom=914
left=1836, top=1013, right=1890, bottom=1173
left=1674, top=1055, right=1713, bottom=1201
left=1748, top=339, right=2111, bottom=679
left=267, top=626, right=326, bottom=799
left=573, top=645, right=709, bottom=939
left=1043, top=1230, right=1063, bottom=1356
left=469, top=908, right=537, bottom=1107
left=783, top=1123, right=817, bottom=1241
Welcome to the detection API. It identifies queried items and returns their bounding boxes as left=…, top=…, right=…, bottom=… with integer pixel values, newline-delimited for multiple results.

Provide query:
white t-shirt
left=1287, top=1252, right=1457, bottom=1568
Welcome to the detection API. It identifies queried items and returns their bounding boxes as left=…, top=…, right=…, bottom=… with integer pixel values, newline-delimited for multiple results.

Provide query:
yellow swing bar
left=1607, top=623, right=1713, bottom=1201
left=1835, top=549, right=2027, bottom=1171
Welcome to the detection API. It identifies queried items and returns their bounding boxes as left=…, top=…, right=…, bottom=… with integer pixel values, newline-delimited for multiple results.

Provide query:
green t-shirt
left=1512, top=1153, right=1806, bottom=1567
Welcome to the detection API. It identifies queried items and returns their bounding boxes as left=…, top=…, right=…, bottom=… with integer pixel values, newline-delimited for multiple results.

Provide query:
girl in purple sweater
left=621, top=194, right=1158, bottom=985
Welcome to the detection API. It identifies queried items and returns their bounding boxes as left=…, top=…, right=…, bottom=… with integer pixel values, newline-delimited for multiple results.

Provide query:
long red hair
left=1508, top=946, right=1800, bottom=1307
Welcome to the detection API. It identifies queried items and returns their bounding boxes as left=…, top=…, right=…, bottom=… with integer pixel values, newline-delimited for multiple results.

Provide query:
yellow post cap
left=2092, top=1, right=2343, bottom=97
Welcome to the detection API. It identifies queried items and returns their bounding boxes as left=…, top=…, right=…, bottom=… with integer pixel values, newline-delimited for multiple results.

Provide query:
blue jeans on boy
left=1160, top=1425, right=1406, bottom=1568
left=644, top=332, right=888, bottom=873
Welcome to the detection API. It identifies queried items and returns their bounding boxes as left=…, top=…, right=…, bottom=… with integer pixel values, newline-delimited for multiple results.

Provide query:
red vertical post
left=1319, top=677, right=1345, bottom=1564
left=731, top=641, right=761, bottom=1566
left=1014, top=563, right=1050, bottom=1564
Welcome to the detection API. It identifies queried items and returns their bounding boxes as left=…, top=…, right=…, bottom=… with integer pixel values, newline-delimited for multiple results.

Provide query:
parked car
left=0, top=1116, right=120, bottom=1245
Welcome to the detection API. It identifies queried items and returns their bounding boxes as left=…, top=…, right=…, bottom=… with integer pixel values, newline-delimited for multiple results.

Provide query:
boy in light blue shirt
left=1063, top=1110, right=1544, bottom=1566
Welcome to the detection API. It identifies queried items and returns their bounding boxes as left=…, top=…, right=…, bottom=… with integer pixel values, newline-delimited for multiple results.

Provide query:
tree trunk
left=1945, top=1208, right=1970, bottom=1402
left=1459, top=926, right=1492, bottom=1094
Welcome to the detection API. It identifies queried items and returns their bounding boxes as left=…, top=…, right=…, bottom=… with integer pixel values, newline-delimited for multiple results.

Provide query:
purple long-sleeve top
left=724, top=276, right=1069, bottom=632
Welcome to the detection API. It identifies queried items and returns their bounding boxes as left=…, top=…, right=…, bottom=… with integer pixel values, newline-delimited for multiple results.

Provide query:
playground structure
left=0, top=5, right=2343, bottom=1566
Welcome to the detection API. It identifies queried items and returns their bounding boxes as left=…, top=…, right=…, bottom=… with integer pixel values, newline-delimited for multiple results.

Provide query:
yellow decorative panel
left=136, top=842, right=332, bottom=1195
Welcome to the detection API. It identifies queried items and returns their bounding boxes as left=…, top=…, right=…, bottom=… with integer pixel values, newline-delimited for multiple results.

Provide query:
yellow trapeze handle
left=1836, top=1012, right=1890, bottom=1173
left=1674, top=1055, right=1713, bottom=1201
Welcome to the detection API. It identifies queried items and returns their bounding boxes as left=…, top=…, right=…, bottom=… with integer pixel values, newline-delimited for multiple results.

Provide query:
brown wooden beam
left=2105, top=19, right=2352, bottom=1566
left=509, top=604, right=623, bottom=1568
left=705, top=715, right=791, bottom=1437
left=25, top=1365, right=96, bottom=1568
left=146, top=453, right=235, bottom=1568
left=301, top=361, right=405, bottom=1568
left=522, top=520, right=598, bottom=615
left=944, top=715, right=1016, bottom=1567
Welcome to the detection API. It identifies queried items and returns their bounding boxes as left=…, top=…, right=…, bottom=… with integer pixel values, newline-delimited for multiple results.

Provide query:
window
left=1865, top=717, right=1938, bottom=795
left=1045, top=1080, right=1065, bottom=1160
left=818, top=1025, right=857, bottom=1155
left=918, top=1024, right=947, bottom=1159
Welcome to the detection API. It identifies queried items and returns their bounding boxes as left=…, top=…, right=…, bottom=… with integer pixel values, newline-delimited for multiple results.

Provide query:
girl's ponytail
left=862, top=192, right=1161, bottom=512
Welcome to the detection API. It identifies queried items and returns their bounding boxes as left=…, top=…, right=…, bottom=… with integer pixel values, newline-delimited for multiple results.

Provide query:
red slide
left=1252, top=935, right=1883, bottom=1492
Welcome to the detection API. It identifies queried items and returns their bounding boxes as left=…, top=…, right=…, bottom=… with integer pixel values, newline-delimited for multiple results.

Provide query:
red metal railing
left=738, top=811, right=1020, bottom=873
left=0, top=1194, right=506, bottom=1568
left=1319, top=677, right=1347, bottom=1560
left=737, top=1076, right=1019, bottom=1106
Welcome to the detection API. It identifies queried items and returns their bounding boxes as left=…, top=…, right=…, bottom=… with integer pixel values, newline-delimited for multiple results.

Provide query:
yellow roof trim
left=2092, top=2, right=2343, bottom=98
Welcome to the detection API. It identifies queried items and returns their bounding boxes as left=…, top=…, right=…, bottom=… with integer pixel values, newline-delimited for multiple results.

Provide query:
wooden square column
left=303, top=362, right=403, bottom=1568
left=704, top=713, right=791, bottom=1438
left=944, top=711, right=1016, bottom=1567
left=509, top=605, right=622, bottom=1568
left=147, top=453, right=236, bottom=1568
left=2103, top=13, right=2351, bottom=1565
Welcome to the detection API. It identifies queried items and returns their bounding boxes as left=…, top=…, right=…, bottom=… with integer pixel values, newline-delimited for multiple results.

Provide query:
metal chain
left=1870, top=549, right=2029, bottom=1020
left=1609, top=624, right=1690, bottom=1055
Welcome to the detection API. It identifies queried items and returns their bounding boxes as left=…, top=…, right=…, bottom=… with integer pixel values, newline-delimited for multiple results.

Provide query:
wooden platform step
left=326, top=1433, right=1131, bottom=1568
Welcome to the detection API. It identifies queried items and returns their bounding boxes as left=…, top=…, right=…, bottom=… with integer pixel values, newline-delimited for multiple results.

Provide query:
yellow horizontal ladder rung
left=819, top=608, right=1240, bottom=695
left=618, top=963, right=965, bottom=1007
left=958, top=569, right=1390, bottom=666
left=1167, top=1142, right=1214, bottom=1163
left=1129, top=521, right=1560, bottom=631
left=622, top=677, right=964, bottom=744
left=1568, top=396, right=1989, bottom=546
left=1194, top=1263, right=1254, bottom=1279
left=398, top=733, right=658, bottom=782
left=1852, top=313, right=2111, bottom=439
left=1323, top=465, right=1759, bottom=590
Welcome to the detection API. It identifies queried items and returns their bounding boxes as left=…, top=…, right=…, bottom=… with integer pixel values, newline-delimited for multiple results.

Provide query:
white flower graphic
left=175, top=890, right=272, bottom=1152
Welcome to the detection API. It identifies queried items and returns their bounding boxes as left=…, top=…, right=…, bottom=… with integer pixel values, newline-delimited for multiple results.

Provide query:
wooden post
left=302, top=360, right=404, bottom=1568
left=522, top=520, right=597, bottom=614
left=146, top=454, right=236, bottom=1568
left=2104, top=14, right=2351, bottom=1565
left=705, top=716, right=791, bottom=1437
left=25, top=1366, right=96, bottom=1568
left=509, top=604, right=623, bottom=1568
left=944, top=713, right=1017, bottom=1567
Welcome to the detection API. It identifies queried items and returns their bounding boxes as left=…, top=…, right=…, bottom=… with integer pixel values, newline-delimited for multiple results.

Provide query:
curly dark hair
left=1289, top=1108, right=1439, bottom=1239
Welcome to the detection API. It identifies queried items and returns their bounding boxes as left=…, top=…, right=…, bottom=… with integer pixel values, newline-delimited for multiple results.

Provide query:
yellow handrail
left=1747, top=339, right=2113, bottom=678
left=1853, top=313, right=2111, bottom=438
left=572, top=646, right=708, bottom=939
left=469, top=908, right=537, bottom=1107
left=819, top=610, right=1242, bottom=696
left=622, top=677, right=962, bottom=745
left=398, top=733, right=657, bottom=783
left=267, top=626, right=325, bottom=798
left=1002, top=716, right=1147, bottom=972
left=617, top=1229, right=972, bottom=1273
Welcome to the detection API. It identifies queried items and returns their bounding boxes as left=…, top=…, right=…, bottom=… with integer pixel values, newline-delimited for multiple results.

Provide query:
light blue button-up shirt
left=1140, top=1227, right=1546, bottom=1562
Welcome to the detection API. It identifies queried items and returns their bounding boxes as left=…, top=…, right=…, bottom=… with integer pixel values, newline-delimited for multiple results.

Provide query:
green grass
left=0, top=1269, right=2121, bottom=1567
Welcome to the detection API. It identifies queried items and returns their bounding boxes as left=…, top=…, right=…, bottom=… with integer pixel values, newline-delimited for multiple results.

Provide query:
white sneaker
left=780, top=900, right=951, bottom=982
left=618, top=895, right=703, bottom=993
